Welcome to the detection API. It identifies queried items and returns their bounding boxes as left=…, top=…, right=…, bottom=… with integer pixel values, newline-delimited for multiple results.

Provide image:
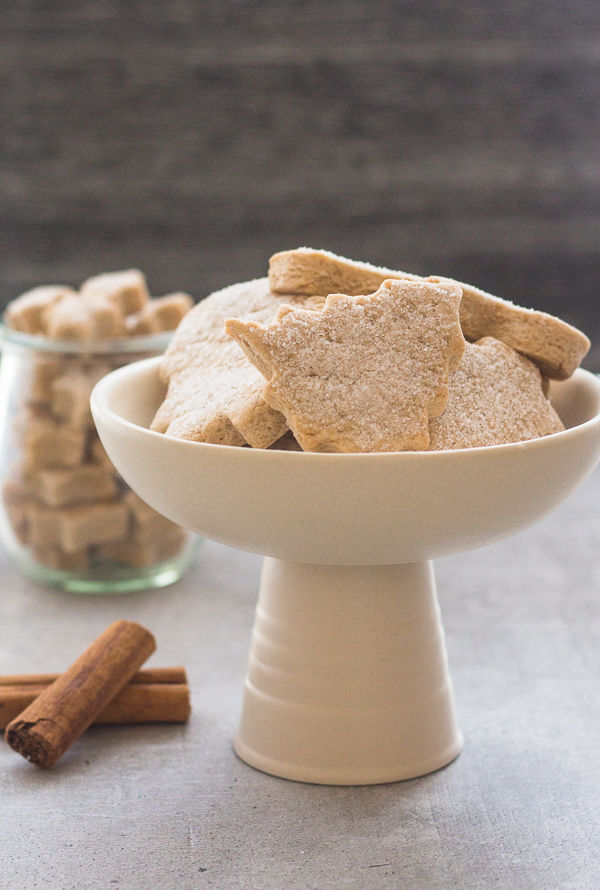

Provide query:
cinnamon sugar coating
left=225, top=278, right=465, bottom=453
left=269, top=248, right=589, bottom=380
left=428, top=337, right=565, bottom=450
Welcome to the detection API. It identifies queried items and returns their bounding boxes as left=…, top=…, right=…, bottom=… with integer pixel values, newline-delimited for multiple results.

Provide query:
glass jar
left=0, top=324, right=201, bottom=593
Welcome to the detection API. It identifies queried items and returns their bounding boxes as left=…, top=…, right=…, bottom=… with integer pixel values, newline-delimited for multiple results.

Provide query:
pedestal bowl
left=91, top=357, right=600, bottom=784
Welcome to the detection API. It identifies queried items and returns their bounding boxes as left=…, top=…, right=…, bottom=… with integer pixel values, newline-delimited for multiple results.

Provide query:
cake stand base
left=234, top=558, right=462, bottom=785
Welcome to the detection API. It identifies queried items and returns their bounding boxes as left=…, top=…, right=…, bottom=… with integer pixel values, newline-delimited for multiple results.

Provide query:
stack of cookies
left=2, top=270, right=193, bottom=572
left=151, top=249, right=589, bottom=453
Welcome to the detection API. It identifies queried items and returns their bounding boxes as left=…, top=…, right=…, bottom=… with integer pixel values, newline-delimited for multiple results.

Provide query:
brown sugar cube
left=45, top=295, right=123, bottom=341
left=45, top=294, right=126, bottom=341
left=25, top=503, right=64, bottom=549
left=4, top=286, right=76, bottom=335
left=37, top=465, right=119, bottom=508
left=61, top=500, right=129, bottom=553
left=428, top=338, right=565, bottom=450
left=124, top=490, right=183, bottom=545
left=28, top=355, right=67, bottom=404
left=2, top=479, right=33, bottom=544
left=50, top=363, right=110, bottom=428
left=124, top=489, right=160, bottom=521
left=12, top=403, right=54, bottom=444
left=156, top=527, right=187, bottom=560
left=87, top=431, right=115, bottom=469
left=31, top=545, right=90, bottom=571
left=126, top=293, right=194, bottom=335
left=80, top=269, right=150, bottom=315
left=97, top=540, right=158, bottom=568
left=22, top=415, right=86, bottom=470
left=3, top=467, right=40, bottom=501
left=226, top=278, right=465, bottom=453
left=3, top=477, right=29, bottom=511
left=99, top=524, right=186, bottom=568
left=7, top=506, right=30, bottom=545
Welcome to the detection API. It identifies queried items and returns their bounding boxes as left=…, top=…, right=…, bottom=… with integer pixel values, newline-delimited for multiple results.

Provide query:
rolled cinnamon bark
left=0, top=668, right=190, bottom=729
left=95, top=682, right=190, bottom=724
left=5, top=620, right=156, bottom=767
left=0, top=666, right=187, bottom=688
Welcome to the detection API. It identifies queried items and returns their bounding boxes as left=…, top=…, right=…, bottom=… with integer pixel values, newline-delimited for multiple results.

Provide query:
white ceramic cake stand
left=91, top=358, right=600, bottom=785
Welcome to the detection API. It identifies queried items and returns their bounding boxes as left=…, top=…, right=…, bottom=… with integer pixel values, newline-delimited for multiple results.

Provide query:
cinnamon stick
left=5, top=620, right=156, bottom=767
left=0, top=666, right=187, bottom=687
left=0, top=667, right=190, bottom=729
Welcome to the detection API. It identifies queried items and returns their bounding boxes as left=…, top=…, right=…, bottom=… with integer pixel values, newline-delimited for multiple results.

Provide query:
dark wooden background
left=2, top=1, right=600, bottom=368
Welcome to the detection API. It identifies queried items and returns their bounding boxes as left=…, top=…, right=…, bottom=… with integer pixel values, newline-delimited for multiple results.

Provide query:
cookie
left=268, top=248, right=408, bottom=301
left=455, top=284, right=589, bottom=380
left=225, top=278, right=465, bottom=453
left=268, top=248, right=589, bottom=379
left=151, top=278, right=322, bottom=447
left=428, top=337, right=565, bottom=450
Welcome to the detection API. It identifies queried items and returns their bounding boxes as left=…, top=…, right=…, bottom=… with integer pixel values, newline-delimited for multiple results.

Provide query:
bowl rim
left=91, top=355, right=600, bottom=460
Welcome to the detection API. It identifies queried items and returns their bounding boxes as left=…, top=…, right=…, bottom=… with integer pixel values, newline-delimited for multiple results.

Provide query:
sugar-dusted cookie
left=454, top=283, right=589, bottom=380
left=428, top=337, right=565, bottom=450
left=268, top=248, right=589, bottom=380
left=225, top=278, right=465, bottom=453
left=151, top=278, right=323, bottom=447
left=268, top=248, right=410, bottom=301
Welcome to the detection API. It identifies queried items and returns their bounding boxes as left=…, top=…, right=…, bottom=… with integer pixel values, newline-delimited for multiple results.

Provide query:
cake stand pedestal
left=234, top=559, right=461, bottom=784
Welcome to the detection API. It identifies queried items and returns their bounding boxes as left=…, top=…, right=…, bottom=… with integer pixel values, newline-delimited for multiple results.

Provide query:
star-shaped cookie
left=225, top=278, right=465, bottom=452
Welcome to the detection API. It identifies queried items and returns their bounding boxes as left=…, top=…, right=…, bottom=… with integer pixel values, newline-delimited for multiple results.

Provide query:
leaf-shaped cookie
left=225, top=278, right=465, bottom=453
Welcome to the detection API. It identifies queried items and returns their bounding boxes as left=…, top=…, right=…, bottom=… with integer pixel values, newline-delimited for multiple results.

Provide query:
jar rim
left=0, top=322, right=173, bottom=355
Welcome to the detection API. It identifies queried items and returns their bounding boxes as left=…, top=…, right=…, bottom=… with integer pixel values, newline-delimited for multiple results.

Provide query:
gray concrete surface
left=1, top=464, right=600, bottom=888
